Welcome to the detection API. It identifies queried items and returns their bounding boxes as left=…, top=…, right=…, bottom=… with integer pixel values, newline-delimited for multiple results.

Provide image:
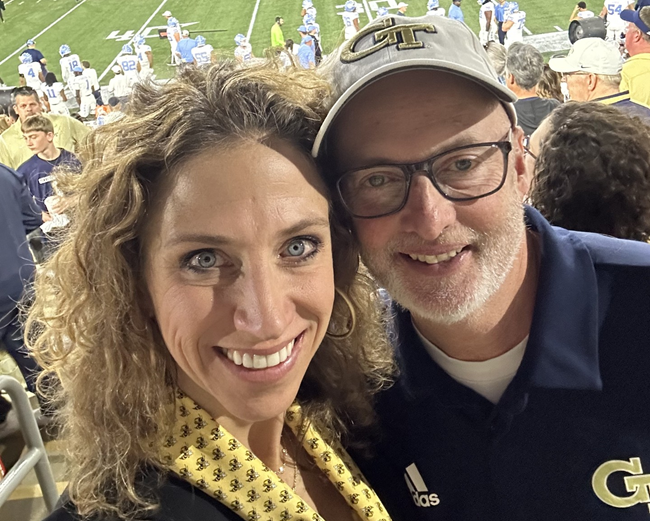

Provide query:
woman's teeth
left=223, top=339, right=295, bottom=370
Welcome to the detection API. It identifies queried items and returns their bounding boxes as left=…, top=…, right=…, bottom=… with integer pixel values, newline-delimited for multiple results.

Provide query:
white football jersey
left=505, top=11, right=526, bottom=46
left=479, top=2, right=496, bottom=30
left=136, top=44, right=152, bottom=69
left=342, top=11, right=359, bottom=39
left=117, top=55, right=140, bottom=80
left=578, top=9, right=595, bottom=17
left=73, top=74, right=93, bottom=97
left=191, top=45, right=214, bottom=66
left=603, top=0, right=630, bottom=28
left=83, top=68, right=99, bottom=91
left=167, top=17, right=181, bottom=41
left=303, top=6, right=317, bottom=22
left=18, top=62, right=42, bottom=88
left=234, top=44, right=253, bottom=62
left=59, top=54, right=81, bottom=83
left=42, top=82, right=65, bottom=104
left=426, top=7, right=446, bottom=15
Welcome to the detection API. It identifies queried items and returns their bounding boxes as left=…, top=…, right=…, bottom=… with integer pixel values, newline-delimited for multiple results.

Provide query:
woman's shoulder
left=43, top=472, right=242, bottom=521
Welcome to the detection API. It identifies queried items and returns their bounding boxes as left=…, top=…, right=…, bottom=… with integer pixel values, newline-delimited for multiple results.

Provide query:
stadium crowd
left=2, top=1, right=650, bottom=520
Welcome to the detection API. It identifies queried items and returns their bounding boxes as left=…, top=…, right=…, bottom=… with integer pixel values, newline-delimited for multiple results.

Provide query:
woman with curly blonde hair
left=29, top=61, right=395, bottom=521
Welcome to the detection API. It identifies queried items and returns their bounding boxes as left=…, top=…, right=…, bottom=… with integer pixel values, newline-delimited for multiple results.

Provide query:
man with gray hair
left=505, top=42, right=560, bottom=135
left=314, top=12, right=650, bottom=520
left=549, top=37, right=650, bottom=122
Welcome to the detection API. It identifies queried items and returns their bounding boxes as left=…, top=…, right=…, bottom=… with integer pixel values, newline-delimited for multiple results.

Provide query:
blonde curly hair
left=26, top=62, right=395, bottom=520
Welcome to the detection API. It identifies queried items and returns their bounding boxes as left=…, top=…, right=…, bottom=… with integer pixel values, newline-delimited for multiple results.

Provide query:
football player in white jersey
left=377, top=6, right=390, bottom=16
left=599, top=0, right=634, bottom=41
left=426, top=0, right=446, bottom=16
left=117, top=44, right=141, bottom=87
left=478, top=0, right=497, bottom=46
left=342, top=1, right=360, bottom=40
left=108, top=65, right=131, bottom=99
left=71, top=66, right=95, bottom=119
left=234, top=34, right=254, bottom=64
left=41, top=72, right=69, bottom=116
left=191, top=36, right=213, bottom=66
left=503, top=2, right=527, bottom=48
left=58, top=44, right=81, bottom=89
left=18, top=53, right=44, bottom=93
left=302, top=0, right=317, bottom=24
left=134, top=36, right=154, bottom=80
left=162, top=10, right=182, bottom=65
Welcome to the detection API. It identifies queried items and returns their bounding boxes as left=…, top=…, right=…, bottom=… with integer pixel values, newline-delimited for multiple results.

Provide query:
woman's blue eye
left=189, top=251, right=218, bottom=269
left=286, top=240, right=307, bottom=257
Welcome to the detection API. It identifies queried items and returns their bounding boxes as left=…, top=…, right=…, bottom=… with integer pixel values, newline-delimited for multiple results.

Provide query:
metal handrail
left=0, top=375, right=58, bottom=512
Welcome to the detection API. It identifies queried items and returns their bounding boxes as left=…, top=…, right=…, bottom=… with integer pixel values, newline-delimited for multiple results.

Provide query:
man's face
left=624, top=24, right=639, bottom=54
left=14, top=94, right=42, bottom=121
left=329, top=71, right=529, bottom=326
left=562, top=72, right=590, bottom=101
left=23, top=130, right=53, bottom=154
left=279, top=18, right=284, bottom=25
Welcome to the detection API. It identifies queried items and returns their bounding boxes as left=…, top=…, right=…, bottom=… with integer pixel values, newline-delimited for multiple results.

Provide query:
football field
left=0, top=0, right=581, bottom=88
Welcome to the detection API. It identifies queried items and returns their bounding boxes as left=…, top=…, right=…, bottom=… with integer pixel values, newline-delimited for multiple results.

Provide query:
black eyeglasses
left=336, top=130, right=513, bottom=219
left=523, top=134, right=537, bottom=161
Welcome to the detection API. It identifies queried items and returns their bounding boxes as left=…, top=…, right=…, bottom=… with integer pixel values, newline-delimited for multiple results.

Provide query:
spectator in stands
left=0, top=86, right=89, bottom=170
left=271, top=16, right=285, bottom=47
left=536, top=64, right=564, bottom=102
left=314, top=14, right=650, bottom=519
left=29, top=61, right=393, bottom=521
left=176, top=30, right=197, bottom=64
left=448, top=0, right=464, bottom=22
left=24, top=39, right=47, bottom=74
left=549, top=37, right=650, bottom=122
left=570, top=1, right=595, bottom=21
left=0, top=160, right=42, bottom=439
left=621, top=7, right=650, bottom=107
left=529, top=102, right=650, bottom=241
left=16, top=114, right=80, bottom=219
left=104, top=96, right=124, bottom=124
left=485, top=41, right=507, bottom=84
left=297, top=35, right=316, bottom=69
left=506, top=42, right=560, bottom=135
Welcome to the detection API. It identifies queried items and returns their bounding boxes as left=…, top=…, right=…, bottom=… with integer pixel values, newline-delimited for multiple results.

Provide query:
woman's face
left=144, top=139, right=335, bottom=424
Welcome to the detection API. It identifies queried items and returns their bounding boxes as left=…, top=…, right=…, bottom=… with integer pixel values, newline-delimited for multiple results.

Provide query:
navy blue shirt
left=0, top=163, right=42, bottom=315
left=17, top=149, right=80, bottom=212
left=24, top=48, right=47, bottom=73
left=353, top=206, right=650, bottom=520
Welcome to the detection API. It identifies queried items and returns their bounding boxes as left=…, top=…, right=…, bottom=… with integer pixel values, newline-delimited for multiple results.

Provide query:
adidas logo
left=404, top=463, right=440, bottom=508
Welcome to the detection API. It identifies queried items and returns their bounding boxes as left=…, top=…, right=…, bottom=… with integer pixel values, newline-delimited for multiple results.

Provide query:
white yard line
left=363, top=0, right=374, bottom=23
left=98, top=0, right=169, bottom=81
left=523, top=26, right=532, bottom=35
left=246, top=0, right=262, bottom=41
left=554, top=25, right=564, bottom=31
left=0, top=0, right=90, bottom=67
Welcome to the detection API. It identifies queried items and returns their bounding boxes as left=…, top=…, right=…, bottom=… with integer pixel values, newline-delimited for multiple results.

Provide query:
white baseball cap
left=548, top=37, right=622, bottom=75
left=397, top=2, right=409, bottom=7
left=111, top=65, right=121, bottom=74
left=312, top=14, right=516, bottom=158
left=162, top=10, right=172, bottom=16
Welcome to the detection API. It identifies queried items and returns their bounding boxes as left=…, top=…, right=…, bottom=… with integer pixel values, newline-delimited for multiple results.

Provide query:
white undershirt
left=414, top=322, right=528, bottom=404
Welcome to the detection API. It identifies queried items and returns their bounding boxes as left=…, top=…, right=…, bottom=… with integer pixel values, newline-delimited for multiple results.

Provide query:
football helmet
left=59, top=44, right=71, bottom=57
left=19, top=53, right=33, bottom=64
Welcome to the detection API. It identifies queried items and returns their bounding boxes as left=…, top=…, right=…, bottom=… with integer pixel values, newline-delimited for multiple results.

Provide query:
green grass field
left=0, top=0, right=580, bottom=87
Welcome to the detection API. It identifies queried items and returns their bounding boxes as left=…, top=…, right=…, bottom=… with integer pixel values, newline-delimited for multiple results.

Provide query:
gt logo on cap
left=341, top=18, right=436, bottom=63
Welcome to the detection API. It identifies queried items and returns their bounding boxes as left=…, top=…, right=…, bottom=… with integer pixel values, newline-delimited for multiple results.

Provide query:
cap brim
left=312, top=59, right=516, bottom=158
left=548, top=56, right=580, bottom=73
left=619, top=9, right=637, bottom=23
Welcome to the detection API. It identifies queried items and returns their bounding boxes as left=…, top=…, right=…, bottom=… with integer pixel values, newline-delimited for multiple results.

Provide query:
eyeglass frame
left=523, top=134, right=537, bottom=161
left=334, top=129, right=514, bottom=219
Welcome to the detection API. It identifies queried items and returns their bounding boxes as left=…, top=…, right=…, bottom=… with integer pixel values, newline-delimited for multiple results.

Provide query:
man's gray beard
left=361, top=196, right=527, bottom=326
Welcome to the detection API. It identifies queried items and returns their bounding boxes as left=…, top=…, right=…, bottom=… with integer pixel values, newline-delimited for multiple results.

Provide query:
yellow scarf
left=162, top=391, right=391, bottom=521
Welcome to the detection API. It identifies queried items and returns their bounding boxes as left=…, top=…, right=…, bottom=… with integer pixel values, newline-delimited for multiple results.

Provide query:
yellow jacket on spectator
left=621, top=54, right=650, bottom=109
left=0, top=114, right=89, bottom=169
